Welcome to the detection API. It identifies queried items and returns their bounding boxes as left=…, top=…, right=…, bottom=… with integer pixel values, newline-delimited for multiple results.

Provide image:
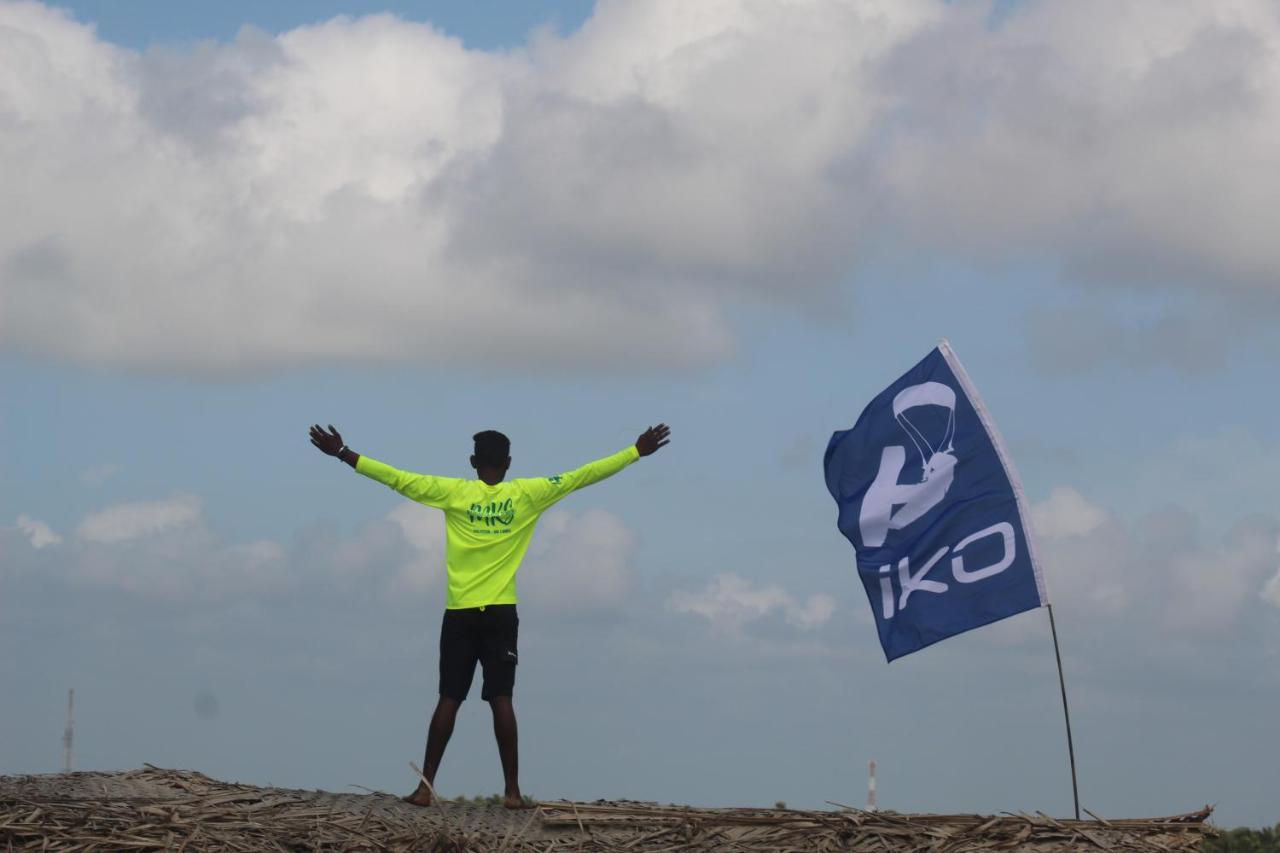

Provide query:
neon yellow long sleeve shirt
left=356, top=445, right=640, bottom=609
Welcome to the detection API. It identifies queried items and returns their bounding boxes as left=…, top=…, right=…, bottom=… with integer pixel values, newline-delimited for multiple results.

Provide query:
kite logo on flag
left=858, top=380, right=1018, bottom=619
left=859, top=381, right=958, bottom=548
left=824, top=340, right=1048, bottom=661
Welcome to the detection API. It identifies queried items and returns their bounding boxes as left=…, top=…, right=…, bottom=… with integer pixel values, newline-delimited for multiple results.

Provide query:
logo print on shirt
left=469, top=498, right=516, bottom=527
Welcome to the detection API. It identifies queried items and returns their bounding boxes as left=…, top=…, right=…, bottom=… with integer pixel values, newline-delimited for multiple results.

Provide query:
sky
left=2, top=0, right=1279, bottom=829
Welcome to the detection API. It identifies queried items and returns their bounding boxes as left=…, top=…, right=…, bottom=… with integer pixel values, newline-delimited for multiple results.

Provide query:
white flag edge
left=937, top=338, right=1051, bottom=607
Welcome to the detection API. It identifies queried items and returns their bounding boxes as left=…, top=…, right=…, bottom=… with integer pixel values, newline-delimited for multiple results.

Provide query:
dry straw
left=1, top=766, right=1212, bottom=851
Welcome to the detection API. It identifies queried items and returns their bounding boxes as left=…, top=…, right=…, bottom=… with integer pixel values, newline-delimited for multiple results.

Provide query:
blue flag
left=824, top=340, right=1048, bottom=661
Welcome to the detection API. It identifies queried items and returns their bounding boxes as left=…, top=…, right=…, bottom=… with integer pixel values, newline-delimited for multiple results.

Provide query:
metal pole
left=1046, top=605, right=1079, bottom=819
left=63, top=688, right=75, bottom=774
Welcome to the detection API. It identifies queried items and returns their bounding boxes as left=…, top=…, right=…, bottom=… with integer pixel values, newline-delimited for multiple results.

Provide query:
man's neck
left=477, top=469, right=505, bottom=486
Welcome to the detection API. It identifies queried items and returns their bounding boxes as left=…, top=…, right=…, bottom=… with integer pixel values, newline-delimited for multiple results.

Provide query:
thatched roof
left=0, top=766, right=1213, bottom=851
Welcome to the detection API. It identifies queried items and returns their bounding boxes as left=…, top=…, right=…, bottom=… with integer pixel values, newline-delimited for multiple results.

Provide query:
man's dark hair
left=473, top=430, right=510, bottom=467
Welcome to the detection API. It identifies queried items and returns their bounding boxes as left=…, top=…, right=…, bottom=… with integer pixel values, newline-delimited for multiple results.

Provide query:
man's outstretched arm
left=308, top=423, right=459, bottom=507
left=310, top=424, right=359, bottom=468
left=523, top=423, right=671, bottom=511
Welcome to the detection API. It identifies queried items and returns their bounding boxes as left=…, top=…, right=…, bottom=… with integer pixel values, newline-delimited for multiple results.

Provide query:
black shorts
left=438, top=605, right=519, bottom=702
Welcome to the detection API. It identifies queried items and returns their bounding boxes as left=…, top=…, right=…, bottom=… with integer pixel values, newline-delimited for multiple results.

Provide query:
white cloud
left=668, top=573, right=836, bottom=634
left=1032, top=486, right=1108, bottom=539
left=57, top=493, right=290, bottom=599
left=1102, top=428, right=1280, bottom=537
left=1164, top=520, right=1278, bottom=629
left=386, top=501, right=446, bottom=593
left=68, top=522, right=289, bottom=600
left=1032, top=486, right=1279, bottom=632
left=520, top=508, right=634, bottom=611
left=5, top=1, right=1279, bottom=375
left=25, top=492, right=419, bottom=600
left=878, top=0, right=1280, bottom=290
left=386, top=502, right=445, bottom=553
left=10, top=487, right=625, bottom=606
left=1254, top=536, right=1280, bottom=609
left=14, top=514, right=61, bottom=548
left=76, top=494, right=201, bottom=543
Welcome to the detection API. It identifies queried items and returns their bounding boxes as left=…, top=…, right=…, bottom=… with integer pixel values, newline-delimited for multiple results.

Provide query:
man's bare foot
left=503, top=793, right=535, bottom=810
left=402, top=784, right=433, bottom=807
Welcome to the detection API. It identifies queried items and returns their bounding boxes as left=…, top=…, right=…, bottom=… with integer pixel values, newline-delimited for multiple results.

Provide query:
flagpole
left=1046, top=603, right=1080, bottom=819
left=939, top=340, right=1080, bottom=819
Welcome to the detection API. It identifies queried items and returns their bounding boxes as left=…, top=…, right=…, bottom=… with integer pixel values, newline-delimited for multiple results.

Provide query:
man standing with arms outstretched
left=307, top=423, right=671, bottom=808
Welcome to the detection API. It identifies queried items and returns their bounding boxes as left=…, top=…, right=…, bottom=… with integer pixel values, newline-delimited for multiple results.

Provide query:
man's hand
left=309, top=424, right=345, bottom=457
left=635, top=424, right=671, bottom=457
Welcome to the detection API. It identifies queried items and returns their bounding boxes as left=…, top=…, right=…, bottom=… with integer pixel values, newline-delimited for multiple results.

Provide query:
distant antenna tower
left=62, top=689, right=74, bottom=774
left=867, top=759, right=877, bottom=811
